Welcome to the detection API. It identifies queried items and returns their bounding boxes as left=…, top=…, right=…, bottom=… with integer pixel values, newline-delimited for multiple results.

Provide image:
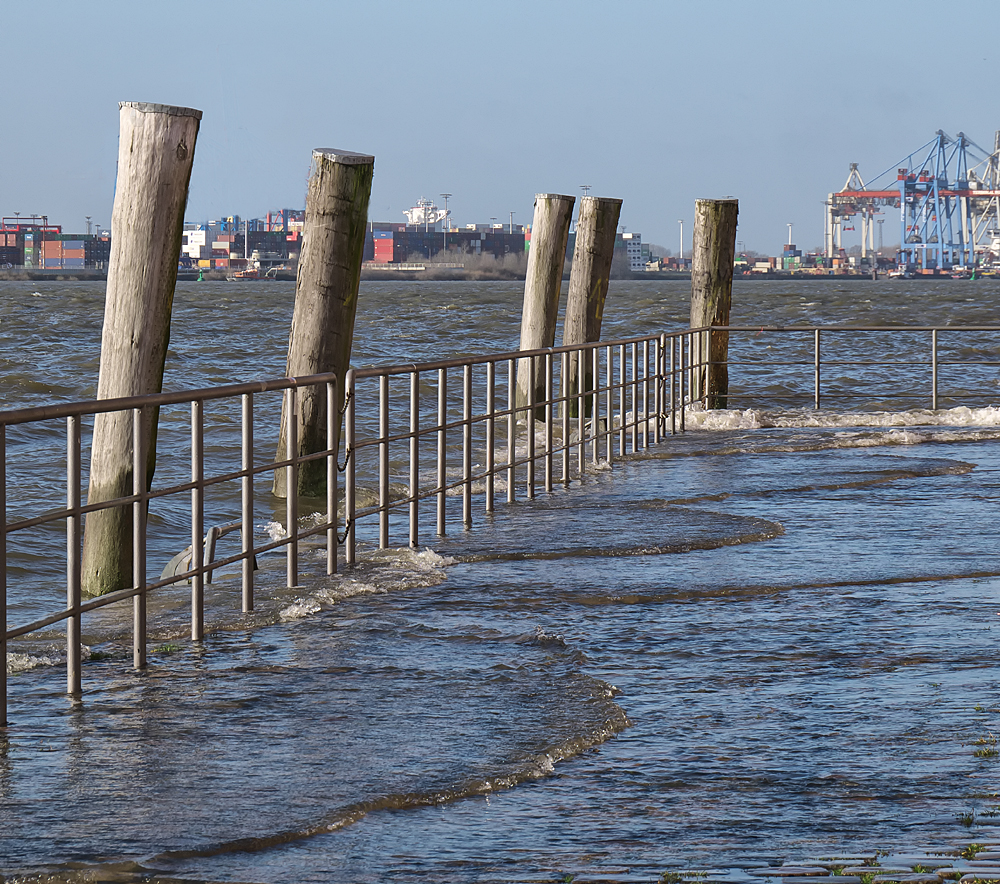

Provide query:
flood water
left=4, top=277, right=1000, bottom=882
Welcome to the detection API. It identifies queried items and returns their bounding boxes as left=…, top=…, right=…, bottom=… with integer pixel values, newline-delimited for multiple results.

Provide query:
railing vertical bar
left=527, top=356, right=536, bottom=499
left=379, top=375, right=390, bottom=548
left=0, top=425, right=6, bottom=728
left=814, top=328, right=821, bottom=410
left=327, top=379, right=338, bottom=574
left=545, top=353, right=554, bottom=493
left=670, top=335, right=677, bottom=435
left=132, top=407, right=147, bottom=670
left=592, top=346, right=600, bottom=465
left=67, top=415, right=82, bottom=692
left=410, top=371, right=419, bottom=546
left=605, top=345, right=613, bottom=464
left=932, top=329, right=939, bottom=410
left=463, top=364, right=473, bottom=525
left=642, top=339, right=650, bottom=449
left=576, top=349, right=585, bottom=475
left=345, top=371, right=357, bottom=565
left=561, top=351, right=570, bottom=484
left=191, top=399, right=204, bottom=641
left=285, top=388, right=298, bottom=588
left=653, top=337, right=662, bottom=444
left=241, top=393, right=254, bottom=609
left=618, top=344, right=626, bottom=457
left=485, top=361, right=495, bottom=513
left=680, top=334, right=687, bottom=433
left=438, top=367, right=447, bottom=534
left=630, top=342, right=638, bottom=453
left=507, top=359, right=516, bottom=503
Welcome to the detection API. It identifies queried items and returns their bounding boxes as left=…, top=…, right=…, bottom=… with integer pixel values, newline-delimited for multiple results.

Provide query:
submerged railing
left=5, top=323, right=1000, bottom=725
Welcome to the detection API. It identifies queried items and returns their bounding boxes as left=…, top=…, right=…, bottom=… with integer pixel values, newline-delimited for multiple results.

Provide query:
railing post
left=507, top=358, right=516, bottom=504
left=191, top=399, right=204, bottom=641
left=67, top=415, right=82, bottom=693
left=379, top=375, right=389, bottom=548
left=486, top=362, right=495, bottom=513
left=410, top=371, right=419, bottom=546
left=653, top=337, right=662, bottom=444
left=680, top=334, right=687, bottom=433
left=345, top=370, right=357, bottom=565
left=932, top=329, right=939, bottom=410
left=545, top=352, right=554, bottom=493
left=437, top=367, right=447, bottom=535
left=814, top=328, right=821, bottom=410
left=605, top=345, right=613, bottom=464
left=670, top=335, right=677, bottom=435
left=577, top=348, right=585, bottom=474
left=241, top=392, right=254, bottom=609
left=327, top=378, right=338, bottom=574
left=561, top=351, right=570, bottom=484
left=0, top=425, right=6, bottom=728
left=618, top=343, right=626, bottom=456
left=133, top=407, right=147, bottom=670
left=631, top=342, right=639, bottom=453
left=592, top=347, right=600, bottom=465
left=463, top=364, right=472, bottom=526
left=285, top=388, right=298, bottom=588
left=527, top=355, right=536, bottom=499
left=642, top=340, right=650, bottom=449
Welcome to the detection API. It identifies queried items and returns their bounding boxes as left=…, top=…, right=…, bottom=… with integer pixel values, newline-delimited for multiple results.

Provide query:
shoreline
left=0, top=268, right=962, bottom=284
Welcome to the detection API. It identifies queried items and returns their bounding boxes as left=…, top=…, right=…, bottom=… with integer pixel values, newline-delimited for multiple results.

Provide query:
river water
left=4, top=278, right=1000, bottom=882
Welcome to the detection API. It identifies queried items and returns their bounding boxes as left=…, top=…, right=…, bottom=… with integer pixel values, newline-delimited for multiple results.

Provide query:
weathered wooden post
left=81, top=102, right=201, bottom=596
left=690, top=198, right=738, bottom=409
left=562, top=196, right=622, bottom=411
left=273, top=148, right=374, bottom=499
left=516, top=194, right=575, bottom=413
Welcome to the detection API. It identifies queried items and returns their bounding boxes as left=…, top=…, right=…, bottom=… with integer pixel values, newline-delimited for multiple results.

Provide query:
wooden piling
left=690, top=198, right=739, bottom=409
left=273, top=148, right=374, bottom=499
left=562, top=196, right=622, bottom=410
left=81, top=102, right=201, bottom=596
left=516, top=193, right=575, bottom=412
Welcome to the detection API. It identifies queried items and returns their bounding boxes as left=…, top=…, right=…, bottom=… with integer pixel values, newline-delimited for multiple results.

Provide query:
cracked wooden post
left=516, top=193, right=574, bottom=415
left=81, top=102, right=201, bottom=596
left=690, top=198, right=738, bottom=409
left=273, top=148, right=374, bottom=499
left=562, top=196, right=622, bottom=414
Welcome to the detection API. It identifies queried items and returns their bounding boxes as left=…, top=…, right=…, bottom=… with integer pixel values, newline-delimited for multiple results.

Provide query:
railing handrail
left=0, top=371, right=339, bottom=427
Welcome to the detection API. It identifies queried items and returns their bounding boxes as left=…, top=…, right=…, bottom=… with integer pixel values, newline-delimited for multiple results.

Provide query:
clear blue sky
left=2, top=0, right=997, bottom=254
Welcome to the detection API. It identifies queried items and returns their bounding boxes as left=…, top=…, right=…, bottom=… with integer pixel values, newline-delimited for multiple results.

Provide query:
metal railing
left=714, top=325, right=1000, bottom=411
left=342, top=332, right=695, bottom=561
left=0, top=373, right=343, bottom=727
left=10, top=322, right=1000, bottom=726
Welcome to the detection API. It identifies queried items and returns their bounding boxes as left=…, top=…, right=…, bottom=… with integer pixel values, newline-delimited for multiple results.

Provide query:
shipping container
left=62, top=240, right=84, bottom=250
left=62, top=259, right=85, bottom=269
left=198, top=259, right=211, bottom=268
left=63, top=248, right=85, bottom=259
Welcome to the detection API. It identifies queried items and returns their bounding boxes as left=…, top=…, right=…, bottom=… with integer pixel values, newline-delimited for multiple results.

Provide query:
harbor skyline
left=2, top=0, right=997, bottom=253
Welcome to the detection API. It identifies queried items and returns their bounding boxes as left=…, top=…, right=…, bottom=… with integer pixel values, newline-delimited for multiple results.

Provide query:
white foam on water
left=682, top=403, right=1000, bottom=434
left=6, top=651, right=60, bottom=673
left=263, top=520, right=287, bottom=541
left=279, top=547, right=455, bottom=625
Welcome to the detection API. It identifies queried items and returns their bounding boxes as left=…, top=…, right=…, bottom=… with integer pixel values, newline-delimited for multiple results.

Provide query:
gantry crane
left=827, top=131, right=1000, bottom=270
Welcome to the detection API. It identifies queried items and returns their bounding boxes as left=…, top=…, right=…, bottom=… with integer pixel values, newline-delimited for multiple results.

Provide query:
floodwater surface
left=3, top=278, right=1000, bottom=882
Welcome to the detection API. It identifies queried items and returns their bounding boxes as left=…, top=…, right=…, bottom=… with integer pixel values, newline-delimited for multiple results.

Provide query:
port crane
left=826, top=130, right=1000, bottom=270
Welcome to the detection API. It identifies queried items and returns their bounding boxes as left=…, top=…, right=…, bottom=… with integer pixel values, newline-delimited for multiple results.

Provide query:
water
left=4, top=278, right=1000, bottom=882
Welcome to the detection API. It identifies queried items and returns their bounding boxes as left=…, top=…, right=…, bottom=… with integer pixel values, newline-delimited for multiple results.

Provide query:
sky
left=2, top=0, right=998, bottom=255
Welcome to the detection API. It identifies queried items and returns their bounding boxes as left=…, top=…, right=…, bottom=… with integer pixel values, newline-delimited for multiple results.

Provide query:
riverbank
left=0, top=266, right=931, bottom=283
